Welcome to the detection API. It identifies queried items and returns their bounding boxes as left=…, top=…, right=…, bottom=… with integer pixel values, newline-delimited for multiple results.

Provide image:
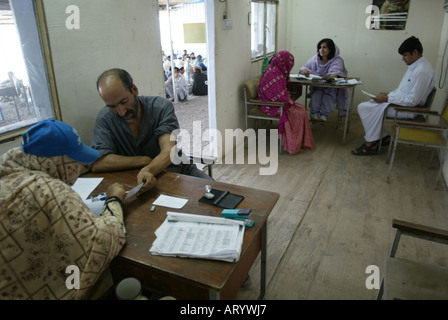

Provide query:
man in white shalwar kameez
left=352, top=36, right=434, bottom=156
left=165, top=67, right=189, bottom=102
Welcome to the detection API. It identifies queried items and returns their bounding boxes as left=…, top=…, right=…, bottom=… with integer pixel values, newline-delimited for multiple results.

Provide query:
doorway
left=158, top=0, right=216, bottom=159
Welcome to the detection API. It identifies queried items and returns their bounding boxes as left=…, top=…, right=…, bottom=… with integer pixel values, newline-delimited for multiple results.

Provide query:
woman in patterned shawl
left=0, top=120, right=126, bottom=299
left=258, top=50, right=314, bottom=154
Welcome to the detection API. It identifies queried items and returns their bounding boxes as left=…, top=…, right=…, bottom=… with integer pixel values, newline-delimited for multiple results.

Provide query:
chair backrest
left=244, top=77, right=261, bottom=101
left=424, top=87, right=437, bottom=109
left=442, top=103, right=448, bottom=124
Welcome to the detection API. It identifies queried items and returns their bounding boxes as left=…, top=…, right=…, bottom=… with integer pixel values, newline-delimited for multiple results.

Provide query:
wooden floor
left=209, top=113, right=448, bottom=300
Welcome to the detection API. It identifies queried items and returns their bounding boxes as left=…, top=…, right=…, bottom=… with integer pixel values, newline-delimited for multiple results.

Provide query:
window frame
left=250, top=0, right=278, bottom=62
left=0, top=0, right=60, bottom=143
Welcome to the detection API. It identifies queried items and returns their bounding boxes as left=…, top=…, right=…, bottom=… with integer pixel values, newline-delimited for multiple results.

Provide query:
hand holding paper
left=362, top=90, right=376, bottom=98
left=125, top=182, right=144, bottom=200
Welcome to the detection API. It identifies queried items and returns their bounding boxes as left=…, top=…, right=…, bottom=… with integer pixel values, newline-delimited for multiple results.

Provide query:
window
left=250, top=0, right=278, bottom=60
left=0, top=0, right=56, bottom=140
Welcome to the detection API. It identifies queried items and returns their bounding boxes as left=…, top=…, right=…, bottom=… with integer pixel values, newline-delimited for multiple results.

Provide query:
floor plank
left=210, top=114, right=448, bottom=300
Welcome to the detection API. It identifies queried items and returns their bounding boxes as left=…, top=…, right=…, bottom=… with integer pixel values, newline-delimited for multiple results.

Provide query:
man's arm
left=387, top=71, right=433, bottom=107
left=136, top=133, right=176, bottom=192
left=91, top=154, right=152, bottom=172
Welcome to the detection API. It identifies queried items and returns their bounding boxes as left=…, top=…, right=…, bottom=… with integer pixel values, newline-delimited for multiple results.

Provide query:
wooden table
left=87, top=170, right=279, bottom=300
left=290, top=77, right=360, bottom=144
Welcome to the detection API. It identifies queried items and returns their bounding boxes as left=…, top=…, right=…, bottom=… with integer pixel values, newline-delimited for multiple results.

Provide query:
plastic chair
left=386, top=103, right=448, bottom=189
left=379, top=87, right=437, bottom=151
left=377, top=219, right=448, bottom=300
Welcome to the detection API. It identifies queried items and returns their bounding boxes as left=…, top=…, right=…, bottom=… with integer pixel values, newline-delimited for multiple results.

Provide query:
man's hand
left=106, top=183, right=126, bottom=201
left=133, top=133, right=175, bottom=195
left=373, top=93, right=389, bottom=103
left=136, top=169, right=157, bottom=195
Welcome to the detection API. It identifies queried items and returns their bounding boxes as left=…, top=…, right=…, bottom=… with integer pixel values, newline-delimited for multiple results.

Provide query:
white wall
left=42, top=0, right=164, bottom=145
left=211, top=0, right=260, bottom=158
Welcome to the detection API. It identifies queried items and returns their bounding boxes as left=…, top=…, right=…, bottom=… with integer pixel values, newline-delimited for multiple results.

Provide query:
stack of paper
left=293, top=73, right=322, bottom=80
left=335, top=78, right=363, bottom=85
left=150, top=212, right=245, bottom=262
left=72, top=177, right=105, bottom=216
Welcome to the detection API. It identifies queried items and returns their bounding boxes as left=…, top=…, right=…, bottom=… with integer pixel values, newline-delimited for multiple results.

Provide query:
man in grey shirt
left=90, top=68, right=211, bottom=195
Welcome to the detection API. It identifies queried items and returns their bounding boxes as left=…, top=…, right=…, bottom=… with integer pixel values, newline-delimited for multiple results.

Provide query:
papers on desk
left=72, top=177, right=105, bottom=216
left=149, top=212, right=245, bottom=263
left=334, top=78, right=363, bottom=85
left=152, top=194, right=189, bottom=209
left=292, top=73, right=322, bottom=80
left=292, top=74, right=362, bottom=86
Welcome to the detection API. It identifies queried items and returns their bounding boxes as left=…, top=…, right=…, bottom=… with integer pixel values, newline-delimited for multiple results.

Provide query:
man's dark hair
left=317, top=38, right=336, bottom=60
left=398, top=36, right=423, bottom=55
left=96, top=68, right=134, bottom=92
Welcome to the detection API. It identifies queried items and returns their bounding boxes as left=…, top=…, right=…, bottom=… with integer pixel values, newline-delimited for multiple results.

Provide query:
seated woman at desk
left=258, top=50, right=314, bottom=154
left=299, top=38, right=348, bottom=121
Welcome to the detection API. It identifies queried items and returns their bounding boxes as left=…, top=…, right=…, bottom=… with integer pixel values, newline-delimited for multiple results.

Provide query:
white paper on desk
left=347, top=79, right=362, bottom=85
left=150, top=212, right=244, bottom=262
left=72, top=177, right=103, bottom=200
left=71, top=178, right=105, bottom=216
left=83, top=198, right=105, bottom=216
left=334, top=78, right=362, bottom=85
left=362, top=90, right=376, bottom=98
left=295, top=73, right=321, bottom=80
left=152, top=194, right=189, bottom=209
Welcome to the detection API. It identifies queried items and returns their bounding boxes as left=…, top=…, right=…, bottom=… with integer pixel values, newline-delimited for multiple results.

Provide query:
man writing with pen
left=90, top=68, right=212, bottom=195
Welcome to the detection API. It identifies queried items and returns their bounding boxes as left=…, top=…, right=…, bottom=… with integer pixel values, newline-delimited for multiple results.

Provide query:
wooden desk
left=287, top=80, right=303, bottom=101
left=290, top=77, right=360, bottom=144
left=88, top=170, right=279, bottom=300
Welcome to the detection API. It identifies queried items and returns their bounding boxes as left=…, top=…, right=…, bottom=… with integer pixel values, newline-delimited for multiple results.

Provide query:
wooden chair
left=243, top=77, right=286, bottom=151
left=379, top=87, right=437, bottom=151
left=377, top=219, right=448, bottom=300
left=386, top=103, right=448, bottom=189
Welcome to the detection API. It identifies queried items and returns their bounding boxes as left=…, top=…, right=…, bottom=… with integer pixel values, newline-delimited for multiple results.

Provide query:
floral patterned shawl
left=257, top=51, right=315, bottom=153
left=0, top=147, right=125, bottom=299
left=258, top=51, right=297, bottom=134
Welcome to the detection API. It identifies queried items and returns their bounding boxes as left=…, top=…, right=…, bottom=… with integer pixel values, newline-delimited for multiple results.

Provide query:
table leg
left=342, top=87, right=355, bottom=144
left=209, top=290, right=221, bottom=300
left=257, top=220, right=267, bottom=300
left=305, top=85, right=309, bottom=109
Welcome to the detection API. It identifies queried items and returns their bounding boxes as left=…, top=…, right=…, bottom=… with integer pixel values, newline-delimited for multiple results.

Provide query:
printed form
left=150, top=212, right=245, bottom=262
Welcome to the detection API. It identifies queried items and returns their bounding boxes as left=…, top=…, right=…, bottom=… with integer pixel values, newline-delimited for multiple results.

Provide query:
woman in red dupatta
left=258, top=51, right=314, bottom=154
